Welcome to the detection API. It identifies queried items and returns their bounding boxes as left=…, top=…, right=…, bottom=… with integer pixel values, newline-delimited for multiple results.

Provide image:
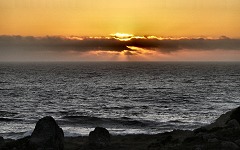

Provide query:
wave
left=0, top=111, right=19, bottom=117
left=0, top=88, right=13, bottom=90
left=102, top=106, right=134, bottom=110
left=0, top=117, right=21, bottom=122
left=111, top=87, right=123, bottom=91
left=0, top=131, right=32, bottom=140
left=60, top=115, right=157, bottom=128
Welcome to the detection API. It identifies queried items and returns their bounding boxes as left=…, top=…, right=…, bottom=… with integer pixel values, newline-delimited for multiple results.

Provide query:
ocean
left=0, top=62, right=240, bottom=139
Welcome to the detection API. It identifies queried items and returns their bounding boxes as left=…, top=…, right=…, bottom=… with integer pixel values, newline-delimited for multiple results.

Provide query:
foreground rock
left=146, top=107, right=240, bottom=150
left=88, top=127, right=110, bottom=147
left=3, top=107, right=240, bottom=150
left=0, top=136, right=5, bottom=148
left=28, top=116, right=64, bottom=150
left=203, top=107, right=240, bottom=131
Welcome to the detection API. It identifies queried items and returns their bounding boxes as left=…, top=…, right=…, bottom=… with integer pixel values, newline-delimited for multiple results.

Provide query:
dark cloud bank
left=0, top=35, right=240, bottom=54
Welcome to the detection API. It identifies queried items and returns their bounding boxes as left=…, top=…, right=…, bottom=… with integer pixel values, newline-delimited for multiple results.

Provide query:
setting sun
left=110, top=33, right=134, bottom=41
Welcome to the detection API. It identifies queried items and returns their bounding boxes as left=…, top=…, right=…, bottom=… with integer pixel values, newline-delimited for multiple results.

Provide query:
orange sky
left=1, top=0, right=240, bottom=37
left=0, top=0, right=240, bottom=61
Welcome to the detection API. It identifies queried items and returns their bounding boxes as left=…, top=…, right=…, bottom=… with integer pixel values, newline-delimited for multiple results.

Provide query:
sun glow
left=110, top=33, right=134, bottom=41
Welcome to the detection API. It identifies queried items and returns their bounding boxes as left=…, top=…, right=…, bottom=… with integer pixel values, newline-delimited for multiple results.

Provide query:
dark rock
left=204, top=107, right=240, bottom=131
left=205, top=111, right=232, bottom=130
left=202, top=133, right=216, bottom=141
left=0, top=136, right=5, bottom=148
left=6, top=136, right=30, bottom=150
left=235, top=139, right=240, bottom=147
left=183, top=135, right=203, bottom=145
left=208, top=138, right=219, bottom=143
left=0, top=136, right=4, bottom=143
left=221, top=141, right=239, bottom=150
left=194, top=127, right=207, bottom=133
left=159, top=135, right=172, bottom=145
left=28, top=116, right=64, bottom=150
left=227, top=119, right=240, bottom=128
left=89, top=127, right=110, bottom=147
left=194, top=146, right=202, bottom=150
left=230, top=107, right=240, bottom=123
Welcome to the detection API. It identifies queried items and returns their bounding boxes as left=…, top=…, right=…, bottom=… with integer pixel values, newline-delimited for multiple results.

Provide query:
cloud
left=127, top=37, right=240, bottom=53
left=0, top=35, right=240, bottom=55
left=0, top=35, right=130, bottom=52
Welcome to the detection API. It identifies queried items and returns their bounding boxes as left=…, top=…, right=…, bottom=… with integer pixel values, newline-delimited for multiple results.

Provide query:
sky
left=0, top=0, right=240, bottom=61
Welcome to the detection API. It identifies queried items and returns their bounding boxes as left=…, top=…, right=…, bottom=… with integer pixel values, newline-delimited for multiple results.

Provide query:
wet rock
left=204, top=107, right=240, bottom=131
left=234, top=139, right=240, bottom=147
left=205, top=111, right=232, bottom=130
left=10, top=136, right=30, bottom=150
left=28, top=116, right=64, bottom=150
left=194, top=127, right=207, bottom=134
left=89, top=127, right=110, bottom=147
left=221, top=141, right=239, bottom=150
left=227, top=119, right=240, bottom=128
left=194, top=146, right=202, bottom=150
left=202, top=133, right=216, bottom=141
left=0, top=136, right=5, bottom=148
left=159, top=135, right=173, bottom=145
left=0, top=136, right=4, bottom=143
left=230, top=107, right=240, bottom=123
left=183, top=135, right=203, bottom=145
left=208, top=138, right=219, bottom=143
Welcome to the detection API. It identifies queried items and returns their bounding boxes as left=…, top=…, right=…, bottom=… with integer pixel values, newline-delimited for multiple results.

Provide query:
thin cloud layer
left=0, top=35, right=240, bottom=54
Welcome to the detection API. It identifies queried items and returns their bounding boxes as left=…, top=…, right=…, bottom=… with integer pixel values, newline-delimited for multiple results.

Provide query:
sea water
left=0, top=62, right=240, bottom=139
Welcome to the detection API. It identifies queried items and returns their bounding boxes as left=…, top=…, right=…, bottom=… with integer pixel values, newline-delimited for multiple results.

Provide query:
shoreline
left=1, top=107, right=240, bottom=150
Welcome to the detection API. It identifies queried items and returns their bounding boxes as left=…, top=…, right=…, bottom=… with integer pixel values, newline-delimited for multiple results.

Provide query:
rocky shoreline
left=1, top=107, right=240, bottom=150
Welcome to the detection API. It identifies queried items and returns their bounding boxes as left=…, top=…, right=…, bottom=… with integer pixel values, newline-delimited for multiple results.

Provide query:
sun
left=110, top=32, right=134, bottom=41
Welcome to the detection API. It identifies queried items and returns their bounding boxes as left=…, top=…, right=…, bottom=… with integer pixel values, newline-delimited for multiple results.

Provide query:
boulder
left=227, top=119, right=240, bottom=128
left=235, top=139, right=240, bottom=147
left=208, top=138, right=219, bottom=143
left=230, top=107, right=240, bottom=123
left=0, top=136, right=4, bottom=148
left=89, top=127, right=110, bottom=147
left=221, top=141, right=239, bottom=150
left=28, top=116, right=64, bottom=150
left=194, top=146, right=202, bottom=150
left=204, top=107, right=240, bottom=130
left=202, top=133, right=216, bottom=141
